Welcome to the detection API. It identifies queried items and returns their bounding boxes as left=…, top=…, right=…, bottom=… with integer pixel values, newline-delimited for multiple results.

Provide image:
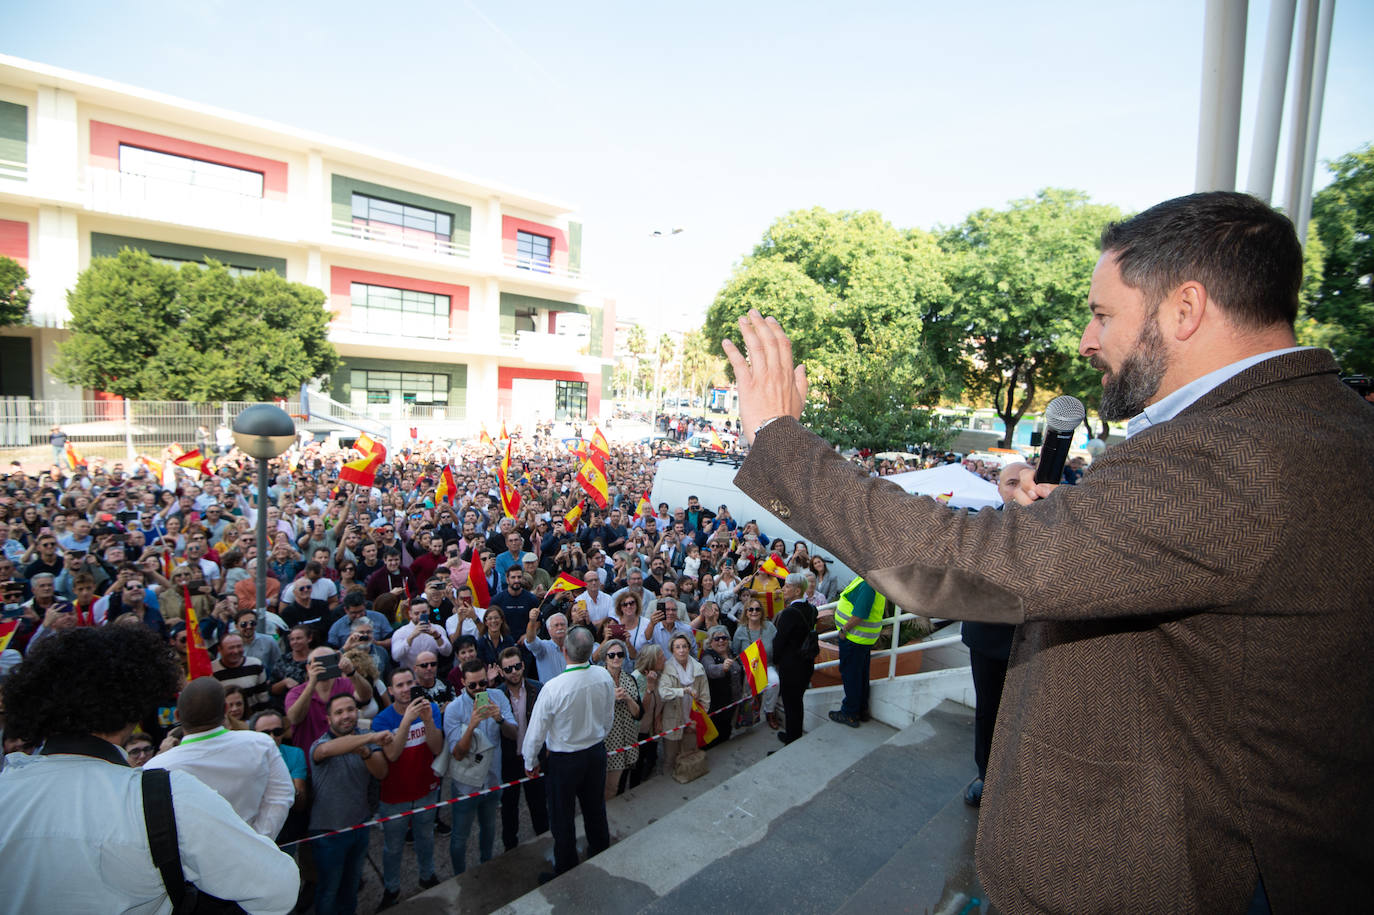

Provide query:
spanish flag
left=708, top=429, right=726, bottom=452
left=480, top=426, right=496, bottom=450
left=590, top=426, right=610, bottom=460
left=339, top=454, right=381, bottom=488
left=499, top=419, right=508, bottom=441
left=183, top=586, right=214, bottom=680
left=688, top=697, right=718, bottom=748
left=758, top=553, right=789, bottom=580
left=741, top=638, right=769, bottom=695
left=575, top=458, right=609, bottom=510
left=564, top=500, right=584, bottom=534
left=549, top=573, right=586, bottom=594
left=437, top=465, right=457, bottom=506
left=0, top=619, right=17, bottom=653
left=497, top=440, right=521, bottom=518
left=137, top=454, right=160, bottom=478
left=64, top=441, right=87, bottom=471
left=563, top=438, right=590, bottom=460
left=636, top=491, right=652, bottom=518
left=467, top=555, right=492, bottom=609
left=935, top=491, right=953, bottom=504
left=173, top=449, right=208, bottom=476
left=355, top=433, right=385, bottom=463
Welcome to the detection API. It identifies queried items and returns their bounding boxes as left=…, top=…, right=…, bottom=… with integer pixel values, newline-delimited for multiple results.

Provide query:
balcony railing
left=85, top=167, right=292, bottom=237
left=0, top=157, right=26, bottom=182
left=502, top=252, right=582, bottom=281
left=500, top=330, right=590, bottom=360
left=330, top=320, right=452, bottom=343
left=331, top=218, right=470, bottom=259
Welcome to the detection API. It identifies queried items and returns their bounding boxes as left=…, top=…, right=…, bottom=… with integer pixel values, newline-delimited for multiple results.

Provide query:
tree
left=939, top=189, right=1124, bottom=447
left=654, top=332, right=676, bottom=405
left=1308, top=143, right=1374, bottom=375
left=0, top=255, right=32, bottom=327
left=53, top=249, right=338, bottom=400
left=704, top=208, right=955, bottom=450
left=680, top=329, right=726, bottom=405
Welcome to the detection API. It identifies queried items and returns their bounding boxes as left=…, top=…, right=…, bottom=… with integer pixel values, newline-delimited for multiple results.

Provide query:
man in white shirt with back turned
left=146, top=677, right=295, bottom=838
left=522, top=625, right=615, bottom=880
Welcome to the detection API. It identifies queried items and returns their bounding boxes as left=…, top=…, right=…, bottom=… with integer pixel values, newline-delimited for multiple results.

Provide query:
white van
left=650, top=457, right=857, bottom=588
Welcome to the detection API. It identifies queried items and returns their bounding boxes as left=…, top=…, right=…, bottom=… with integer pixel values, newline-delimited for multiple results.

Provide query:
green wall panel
left=330, top=175, right=471, bottom=251
left=0, top=100, right=28, bottom=168
left=332, top=357, right=468, bottom=420
left=90, top=233, right=286, bottom=275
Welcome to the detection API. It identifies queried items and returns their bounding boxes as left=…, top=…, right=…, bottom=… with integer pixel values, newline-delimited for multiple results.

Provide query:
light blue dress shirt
left=1125, top=347, right=1309, bottom=439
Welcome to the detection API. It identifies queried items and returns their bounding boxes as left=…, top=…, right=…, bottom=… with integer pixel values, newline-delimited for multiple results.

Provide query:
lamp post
left=649, top=227, right=684, bottom=414
left=231, top=404, right=296, bottom=618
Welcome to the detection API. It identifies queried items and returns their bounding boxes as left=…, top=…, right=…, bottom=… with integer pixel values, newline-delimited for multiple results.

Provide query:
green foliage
left=939, top=189, right=1124, bottom=446
left=626, top=324, right=646, bottom=359
left=53, top=249, right=338, bottom=400
left=680, top=329, right=726, bottom=403
left=1309, top=143, right=1374, bottom=375
left=0, top=255, right=31, bottom=327
left=704, top=208, right=953, bottom=450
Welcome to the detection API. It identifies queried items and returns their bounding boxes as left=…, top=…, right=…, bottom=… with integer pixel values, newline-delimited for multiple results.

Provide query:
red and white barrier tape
left=278, top=691, right=764, bottom=848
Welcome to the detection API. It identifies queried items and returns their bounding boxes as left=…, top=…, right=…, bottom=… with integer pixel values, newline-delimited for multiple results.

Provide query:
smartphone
left=317, top=655, right=342, bottom=680
left=473, top=691, right=493, bottom=712
left=188, top=580, right=206, bottom=591
left=409, top=685, right=428, bottom=704
left=116, top=511, right=139, bottom=523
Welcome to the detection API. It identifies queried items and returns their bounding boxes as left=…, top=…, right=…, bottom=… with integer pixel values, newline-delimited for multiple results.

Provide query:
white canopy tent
left=884, top=463, right=1003, bottom=511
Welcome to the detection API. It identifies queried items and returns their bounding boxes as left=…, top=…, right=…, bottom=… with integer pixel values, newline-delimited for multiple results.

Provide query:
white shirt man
left=392, top=599, right=452, bottom=669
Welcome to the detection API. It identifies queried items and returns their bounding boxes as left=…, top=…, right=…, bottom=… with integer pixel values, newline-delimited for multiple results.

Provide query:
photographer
left=0, top=625, right=298, bottom=912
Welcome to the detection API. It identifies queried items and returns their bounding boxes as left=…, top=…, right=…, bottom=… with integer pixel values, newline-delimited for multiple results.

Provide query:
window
left=148, top=256, right=258, bottom=278
left=349, top=282, right=451, bottom=339
left=351, top=193, right=452, bottom=241
left=118, top=145, right=264, bottom=198
left=516, top=230, right=553, bottom=273
left=350, top=370, right=449, bottom=406
left=554, top=380, right=588, bottom=421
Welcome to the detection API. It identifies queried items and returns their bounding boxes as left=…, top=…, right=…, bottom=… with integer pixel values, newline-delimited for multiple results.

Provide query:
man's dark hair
left=1099, top=190, right=1301, bottom=329
left=385, top=666, right=415, bottom=687
left=326, top=692, right=356, bottom=713
left=498, top=646, right=522, bottom=664
left=247, top=709, right=284, bottom=731
left=343, top=590, right=366, bottom=609
left=460, top=659, right=486, bottom=677
left=383, top=547, right=403, bottom=559
left=2, top=626, right=180, bottom=744
left=455, top=634, right=477, bottom=654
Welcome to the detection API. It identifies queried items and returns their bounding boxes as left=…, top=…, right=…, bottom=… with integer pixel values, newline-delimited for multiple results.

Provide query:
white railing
left=85, top=168, right=292, bottom=237
left=500, top=330, right=591, bottom=360
left=0, top=157, right=26, bottom=181
left=330, top=320, right=451, bottom=343
left=812, top=602, right=962, bottom=680
left=501, top=252, right=582, bottom=281
left=330, top=218, right=470, bottom=259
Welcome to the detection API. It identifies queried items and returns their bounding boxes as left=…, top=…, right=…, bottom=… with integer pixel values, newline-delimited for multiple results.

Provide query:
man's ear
left=1166, top=281, right=1208, bottom=342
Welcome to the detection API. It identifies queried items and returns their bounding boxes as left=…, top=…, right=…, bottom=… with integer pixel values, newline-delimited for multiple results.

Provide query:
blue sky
left=5, top=0, right=1372, bottom=334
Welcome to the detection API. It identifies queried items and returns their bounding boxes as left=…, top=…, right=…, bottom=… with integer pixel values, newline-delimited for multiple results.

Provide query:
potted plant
left=811, top=607, right=931, bottom=687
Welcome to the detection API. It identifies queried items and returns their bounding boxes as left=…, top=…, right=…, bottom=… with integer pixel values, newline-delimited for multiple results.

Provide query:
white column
left=1195, top=0, right=1249, bottom=192
left=1245, top=0, right=1296, bottom=202
left=1283, top=0, right=1320, bottom=221
left=305, top=149, right=325, bottom=242
left=1293, top=0, right=1335, bottom=244
left=466, top=357, right=499, bottom=430
left=30, top=205, right=79, bottom=327
left=487, top=195, right=503, bottom=272
left=29, top=86, right=79, bottom=203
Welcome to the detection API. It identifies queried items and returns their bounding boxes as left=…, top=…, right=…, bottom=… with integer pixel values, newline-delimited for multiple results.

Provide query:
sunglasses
left=238, top=620, right=255, bottom=628
left=416, top=661, right=437, bottom=668
left=257, top=727, right=285, bottom=737
left=501, top=662, right=523, bottom=673
left=605, top=651, right=626, bottom=659
left=711, top=636, right=729, bottom=641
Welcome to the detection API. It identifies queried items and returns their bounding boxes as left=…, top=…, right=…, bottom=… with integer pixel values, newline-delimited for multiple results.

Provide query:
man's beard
left=1095, top=316, right=1169, bottom=421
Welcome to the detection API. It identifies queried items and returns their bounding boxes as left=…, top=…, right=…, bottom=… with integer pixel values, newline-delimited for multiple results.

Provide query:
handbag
left=433, top=727, right=496, bottom=787
left=141, top=768, right=248, bottom=915
left=672, top=745, right=709, bottom=784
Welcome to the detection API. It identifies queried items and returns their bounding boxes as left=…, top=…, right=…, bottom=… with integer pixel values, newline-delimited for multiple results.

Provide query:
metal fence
left=0, top=396, right=302, bottom=455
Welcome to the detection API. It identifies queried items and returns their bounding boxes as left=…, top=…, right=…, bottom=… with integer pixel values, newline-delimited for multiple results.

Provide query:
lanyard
left=564, top=663, right=590, bottom=673
left=179, top=726, right=228, bottom=745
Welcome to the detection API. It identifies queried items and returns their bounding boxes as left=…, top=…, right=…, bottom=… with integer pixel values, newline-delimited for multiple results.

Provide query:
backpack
left=141, top=768, right=249, bottom=915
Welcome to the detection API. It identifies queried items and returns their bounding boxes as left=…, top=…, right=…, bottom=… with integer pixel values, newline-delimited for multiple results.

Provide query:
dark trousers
left=312, top=828, right=370, bottom=915
left=969, top=647, right=1009, bottom=780
left=628, top=734, right=658, bottom=787
left=501, top=773, right=548, bottom=850
left=545, top=742, right=610, bottom=874
left=838, top=638, right=872, bottom=718
left=779, top=665, right=811, bottom=742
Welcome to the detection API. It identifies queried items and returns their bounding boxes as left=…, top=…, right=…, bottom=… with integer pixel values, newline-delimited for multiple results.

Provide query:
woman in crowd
left=810, top=554, right=841, bottom=604
left=629, top=644, right=665, bottom=787
left=336, top=559, right=359, bottom=592
left=220, top=549, right=249, bottom=593
left=658, top=633, right=708, bottom=773
left=611, top=591, right=650, bottom=659
left=711, top=565, right=742, bottom=619
left=691, top=600, right=733, bottom=640
left=701, top=625, right=742, bottom=747
left=223, top=685, right=249, bottom=730
left=732, top=599, right=780, bottom=730
left=269, top=625, right=314, bottom=705
left=601, top=637, right=642, bottom=800
left=475, top=607, right=515, bottom=682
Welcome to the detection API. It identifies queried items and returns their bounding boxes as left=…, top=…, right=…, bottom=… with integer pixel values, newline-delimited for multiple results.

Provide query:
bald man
left=145, top=678, right=294, bottom=838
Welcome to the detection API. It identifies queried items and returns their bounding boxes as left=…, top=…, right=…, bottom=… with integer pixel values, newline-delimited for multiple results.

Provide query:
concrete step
left=486, top=701, right=977, bottom=915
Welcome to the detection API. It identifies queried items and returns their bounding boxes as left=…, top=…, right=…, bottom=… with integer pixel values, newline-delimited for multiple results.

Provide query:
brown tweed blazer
left=735, top=349, right=1374, bottom=914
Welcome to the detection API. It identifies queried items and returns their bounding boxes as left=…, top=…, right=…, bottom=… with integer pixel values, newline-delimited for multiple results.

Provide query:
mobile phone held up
left=317, top=654, right=343, bottom=681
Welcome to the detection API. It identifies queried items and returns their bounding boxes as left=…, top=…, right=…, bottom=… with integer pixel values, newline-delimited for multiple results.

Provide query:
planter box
left=811, top=639, right=924, bottom=688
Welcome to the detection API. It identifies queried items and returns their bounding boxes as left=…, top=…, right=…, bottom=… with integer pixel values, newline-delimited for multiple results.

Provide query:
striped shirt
left=212, top=656, right=270, bottom=713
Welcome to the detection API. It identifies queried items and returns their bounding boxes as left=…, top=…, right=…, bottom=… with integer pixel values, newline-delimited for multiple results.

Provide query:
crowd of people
left=0, top=426, right=847, bottom=913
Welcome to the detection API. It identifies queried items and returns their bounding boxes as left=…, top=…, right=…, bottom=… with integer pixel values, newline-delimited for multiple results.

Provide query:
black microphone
left=1034, top=395, right=1086, bottom=484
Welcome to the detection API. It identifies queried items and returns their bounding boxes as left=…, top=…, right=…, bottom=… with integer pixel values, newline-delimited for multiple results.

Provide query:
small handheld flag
left=741, top=638, right=769, bottom=696
left=437, top=465, right=457, bottom=506
left=590, top=427, right=610, bottom=460
left=575, top=458, right=609, bottom=510
left=467, top=556, right=492, bottom=609
left=480, top=427, right=496, bottom=450
left=64, top=441, right=87, bottom=471
left=183, top=586, right=214, bottom=680
left=173, top=449, right=208, bottom=476
left=758, top=553, right=789, bottom=579
left=564, top=500, right=585, bottom=534
left=339, top=454, right=381, bottom=488
left=688, top=697, right=718, bottom=748
left=549, top=573, right=586, bottom=594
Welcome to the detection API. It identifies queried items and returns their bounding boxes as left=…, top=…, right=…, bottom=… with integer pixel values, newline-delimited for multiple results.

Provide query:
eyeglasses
left=465, top=681, right=483, bottom=691
left=711, top=636, right=729, bottom=641
left=257, top=727, right=285, bottom=737
left=605, top=651, right=625, bottom=659
left=501, top=662, right=524, bottom=673
left=238, top=620, right=255, bottom=628
left=127, top=745, right=154, bottom=757
left=416, top=661, right=437, bottom=668
left=621, top=600, right=638, bottom=607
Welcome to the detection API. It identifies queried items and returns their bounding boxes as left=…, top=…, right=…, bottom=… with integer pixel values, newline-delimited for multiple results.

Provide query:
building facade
left=0, top=55, right=612, bottom=434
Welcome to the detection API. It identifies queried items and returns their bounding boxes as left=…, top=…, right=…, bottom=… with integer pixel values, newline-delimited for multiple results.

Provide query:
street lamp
left=232, top=404, right=296, bottom=618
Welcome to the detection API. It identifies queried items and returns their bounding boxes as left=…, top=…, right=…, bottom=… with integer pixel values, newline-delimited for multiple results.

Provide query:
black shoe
left=828, top=710, right=860, bottom=728
left=859, top=710, right=872, bottom=722
left=778, top=732, right=794, bottom=745
left=537, top=871, right=557, bottom=885
left=964, top=777, right=984, bottom=808
left=377, top=890, right=400, bottom=911
left=434, top=818, right=451, bottom=836
left=404, top=825, right=413, bottom=844
left=418, top=874, right=441, bottom=890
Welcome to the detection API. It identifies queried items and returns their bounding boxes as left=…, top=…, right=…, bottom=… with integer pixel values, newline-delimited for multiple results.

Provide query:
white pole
left=1283, top=0, right=1320, bottom=220
left=1293, top=0, right=1335, bottom=243
left=1246, top=0, right=1297, bottom=202
left=123, top=398, right=135, bottom=462
left=1196, top=0, right=1250, bottom=192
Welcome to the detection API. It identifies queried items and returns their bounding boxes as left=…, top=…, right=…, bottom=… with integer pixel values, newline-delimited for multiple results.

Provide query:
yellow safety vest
left=833, top=577, right=886, bottom=646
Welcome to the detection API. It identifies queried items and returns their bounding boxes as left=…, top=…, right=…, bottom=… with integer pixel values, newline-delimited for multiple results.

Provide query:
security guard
left=828, top=577, right=886, bottom=727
